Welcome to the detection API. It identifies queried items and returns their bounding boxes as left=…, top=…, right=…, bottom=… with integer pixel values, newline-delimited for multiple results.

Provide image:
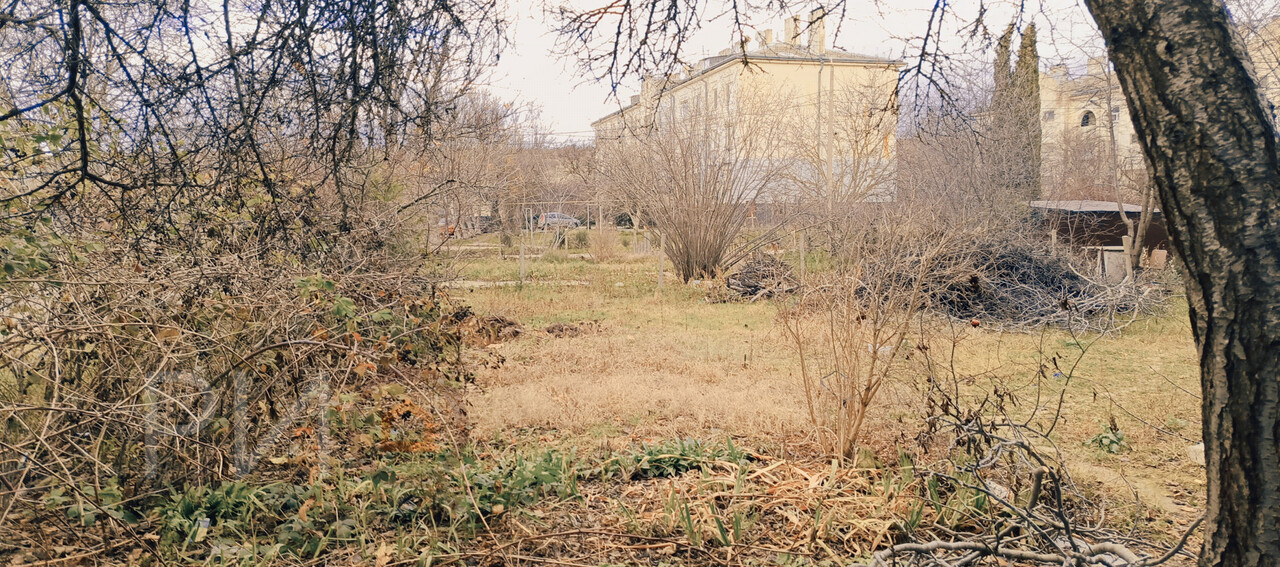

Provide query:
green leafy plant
left=157, top=470, right=413, bottom=559
left=1085, top=423, right=1129, bottom=454
left=597, top=438, right=749, bottom=480
left=331, top=296, right=358, bottom=318
left=295, top=274, right=336, bottom=297
left=41, top=478, right=138, bottom=528
left=160, top=481, right=265, bottom=549
left=420, top=448, right=585, bottom=528
left=0, top=227, right=57, bottom=279
left=917, top=472, right=989, bottom=529
left=900, top=501, right=926, bottom=534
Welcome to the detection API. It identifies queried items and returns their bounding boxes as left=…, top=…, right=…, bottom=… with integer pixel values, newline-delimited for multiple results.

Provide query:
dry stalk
left=782, top=208, right=977, bottom=461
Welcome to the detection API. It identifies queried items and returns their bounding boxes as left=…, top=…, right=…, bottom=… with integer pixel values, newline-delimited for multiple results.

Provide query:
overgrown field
left=1, top=229, right=1205, bottom=565
left=451, top=232, right=1205, bottom=564
left=460, top=238, right=1202, bottom=497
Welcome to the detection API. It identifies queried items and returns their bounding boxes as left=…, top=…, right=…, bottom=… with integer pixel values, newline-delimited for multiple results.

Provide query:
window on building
left=1111, top=106, right=1121, bottom=122
left=1042, top=110, right=1056, bottom=121
left=1081, top=111, right=1096, bottom=127
left=1130, top=133, right=1138, bottom=144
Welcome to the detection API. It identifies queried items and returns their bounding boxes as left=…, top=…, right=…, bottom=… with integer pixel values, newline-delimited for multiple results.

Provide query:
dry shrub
left=589, top=228, right=621, bottom=262
left=0, top=190, right=489, bottom=552
left=598, top=91, right=791, bottom=281
left=865, top=308, right=1202, bottom=567
left=781, top=208, right=977, bottom=460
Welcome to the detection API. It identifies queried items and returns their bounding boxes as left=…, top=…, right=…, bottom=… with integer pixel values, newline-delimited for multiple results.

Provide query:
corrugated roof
left=1029, top=200, right=1159, bottom=214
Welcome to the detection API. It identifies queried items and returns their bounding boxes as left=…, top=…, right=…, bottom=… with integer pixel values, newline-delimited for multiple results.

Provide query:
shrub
left=781, top=209, right=975, bottom=460
left=0, top=191, right=487, bottom=553
left=590, top=228, right=621, bottom=262
left=597, top=91, right=790, bottom=281
left=593, top=438, right=749, bottom=480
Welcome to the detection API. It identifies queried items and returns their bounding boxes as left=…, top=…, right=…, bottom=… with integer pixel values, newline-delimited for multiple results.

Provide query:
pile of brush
left=726, top=255, right=797, bottom=301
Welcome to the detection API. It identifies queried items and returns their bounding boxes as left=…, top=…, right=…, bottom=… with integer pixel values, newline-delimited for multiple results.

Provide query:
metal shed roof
left=1029, top=200, right=1159, bottom=214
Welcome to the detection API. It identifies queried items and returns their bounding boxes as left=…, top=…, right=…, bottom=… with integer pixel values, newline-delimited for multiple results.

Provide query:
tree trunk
left=1132, top=181, right=1156, bottom=272
left=1082, top=1, right=1280, bottom=565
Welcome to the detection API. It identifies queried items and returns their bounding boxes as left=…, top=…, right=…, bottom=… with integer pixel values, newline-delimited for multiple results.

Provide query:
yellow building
left=1038, top=60, right=1145, bottom=200
left=592, top=11, right=903, bottom=203
left=1039, top=23, right=1278, bottom=200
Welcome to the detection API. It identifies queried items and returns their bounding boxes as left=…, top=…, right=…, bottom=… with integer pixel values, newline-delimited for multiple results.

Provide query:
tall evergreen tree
left=988, top=21, right=1042, bottom=203
left=1014, top=23, right=1043, bottom=199
left=987, top=23, right=1016, bottom=205
left=993, top=23, right=1015, bottom=111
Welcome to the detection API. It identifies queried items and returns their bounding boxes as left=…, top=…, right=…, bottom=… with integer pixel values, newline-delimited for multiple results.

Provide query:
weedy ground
left=8, top=230, right=1204, bottom=566
left=457, top=230, right=1205, bottom=540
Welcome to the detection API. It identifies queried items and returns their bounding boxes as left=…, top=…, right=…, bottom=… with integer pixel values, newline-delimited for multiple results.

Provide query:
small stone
left=1187, top=442, right=1206, bottom=466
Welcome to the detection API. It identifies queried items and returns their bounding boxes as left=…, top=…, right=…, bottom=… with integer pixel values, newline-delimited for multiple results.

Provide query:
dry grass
left=458, top=451, right=918, bottom=566
left=469, top=281, right=806, bottom=440
left=455, top=240, right=1203, bottom=523
left=589, top=227, right=623, bottom=262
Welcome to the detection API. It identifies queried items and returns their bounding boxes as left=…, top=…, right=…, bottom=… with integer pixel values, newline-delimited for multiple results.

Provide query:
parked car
left=537, top=212, right=581, bottom=229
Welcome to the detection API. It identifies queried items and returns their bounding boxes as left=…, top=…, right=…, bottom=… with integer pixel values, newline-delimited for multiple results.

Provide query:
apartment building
left=1037, top=59, right=1144, bottom=200
left=1039, top=19, right=1278, bottom=199
left=592, top=11, right=903, bottom=203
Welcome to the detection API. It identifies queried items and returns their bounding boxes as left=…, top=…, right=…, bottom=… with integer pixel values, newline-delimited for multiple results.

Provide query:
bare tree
left=1233, top=0, right=1280, bottom=120
left=599, top=90, right=788, bottom=281
left=420, top=92, right=528, bottom=236
left=782, top=77, right=899, bottom=255
left=0, top=0, right=506, bottom=249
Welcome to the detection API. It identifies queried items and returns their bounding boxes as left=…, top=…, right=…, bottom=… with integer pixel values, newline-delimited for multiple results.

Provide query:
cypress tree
left=988, top=21, right=1042, bottom=203
left=987, top=23, right=1016, bottom=204
left=1014, top=23, right=1042, bottom=199
left=992, top=23, right=1015, bottom=113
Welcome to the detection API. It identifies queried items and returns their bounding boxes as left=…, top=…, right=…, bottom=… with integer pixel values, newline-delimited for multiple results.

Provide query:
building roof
left=1029, top=200, right=1159, bottom=214
left=591, top=42, right=903, bottom=128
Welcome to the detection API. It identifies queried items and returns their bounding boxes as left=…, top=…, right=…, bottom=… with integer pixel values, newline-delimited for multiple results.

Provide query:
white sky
left=486, top=1, right=1107, bottom=142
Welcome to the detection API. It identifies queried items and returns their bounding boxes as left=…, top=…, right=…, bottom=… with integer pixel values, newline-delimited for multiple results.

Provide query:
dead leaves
left=377, top=398, right=439, bottom=453
left=461, top=315, right=522, bottom=346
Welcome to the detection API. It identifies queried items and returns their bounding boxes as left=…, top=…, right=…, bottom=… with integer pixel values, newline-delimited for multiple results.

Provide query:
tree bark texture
left=1082, top=1, right=1280, bottom=565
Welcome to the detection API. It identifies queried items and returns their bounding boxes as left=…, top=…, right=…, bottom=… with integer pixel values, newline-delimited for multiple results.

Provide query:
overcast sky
left=485, top=1, right=1108, bottom=142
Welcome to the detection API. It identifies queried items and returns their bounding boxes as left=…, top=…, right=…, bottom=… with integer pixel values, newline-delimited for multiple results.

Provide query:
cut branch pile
left=726, top=255, right=797, bottom=301
left=875, top=239, right=1169, bottom=331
